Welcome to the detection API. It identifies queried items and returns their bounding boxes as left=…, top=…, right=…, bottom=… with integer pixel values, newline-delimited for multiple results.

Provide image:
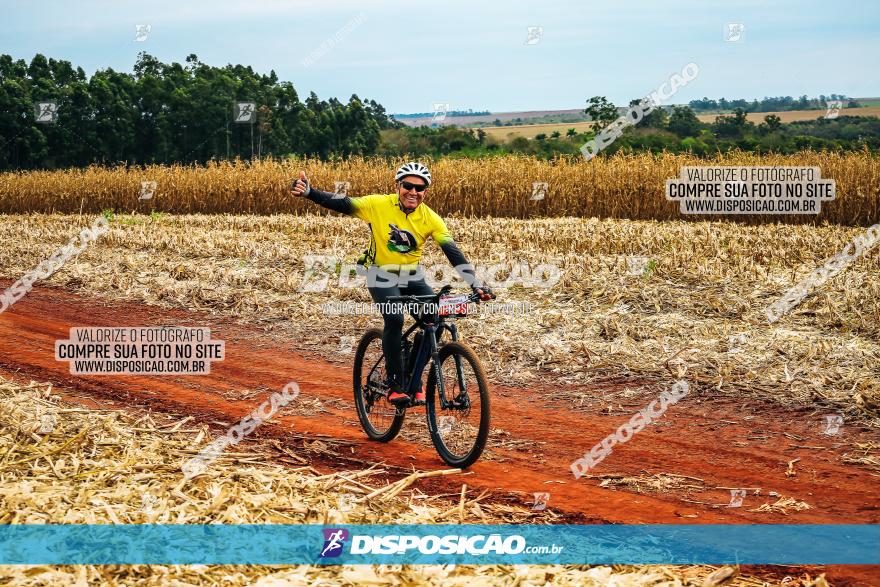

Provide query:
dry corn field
left=0, top=152, right=878, bottom=225
left=1, top=159, right=879, bottom=586
left=2, top=377, right=791, bottom=586
left=0, top=212, right=877, bottom=420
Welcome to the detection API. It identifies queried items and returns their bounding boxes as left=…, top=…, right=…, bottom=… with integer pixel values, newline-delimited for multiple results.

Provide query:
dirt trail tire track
left=1, top=285, right=878, bottom=584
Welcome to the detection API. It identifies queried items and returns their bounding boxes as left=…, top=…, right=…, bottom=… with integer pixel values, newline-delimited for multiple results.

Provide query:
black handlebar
left=386, top=289, right=495, bottom=305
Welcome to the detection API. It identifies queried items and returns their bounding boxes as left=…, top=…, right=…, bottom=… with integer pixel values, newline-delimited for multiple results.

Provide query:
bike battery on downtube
left=407, top=330, right=432, bottom=394
left=404, top=333, right=420, bottom=376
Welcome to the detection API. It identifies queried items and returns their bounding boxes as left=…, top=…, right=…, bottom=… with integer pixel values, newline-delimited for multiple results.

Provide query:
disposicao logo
left=320, top=528, right=349, bottom=558
left=349, top=534, right=528, bottom=555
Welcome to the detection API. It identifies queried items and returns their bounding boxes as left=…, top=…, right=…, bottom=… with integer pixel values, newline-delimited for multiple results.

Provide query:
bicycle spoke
left=354, top=330, right=404, bottom=441
left=453, top=354, right=468, bottom=396
left=428, top=343, right=489, bottom=466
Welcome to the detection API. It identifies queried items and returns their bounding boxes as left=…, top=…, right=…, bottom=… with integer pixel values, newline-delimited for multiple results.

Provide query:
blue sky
left=3, top=0, right=878, bottom=114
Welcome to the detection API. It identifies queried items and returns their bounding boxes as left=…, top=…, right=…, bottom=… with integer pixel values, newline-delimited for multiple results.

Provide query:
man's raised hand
left=291, top=171, right=311, bottom=197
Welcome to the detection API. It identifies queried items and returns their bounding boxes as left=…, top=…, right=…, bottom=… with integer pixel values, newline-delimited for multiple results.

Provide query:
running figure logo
left=531, top=492, right=550, bottom=511
left=825, top=100, right=843, bottom=120
left=35, top=102, right=58, bottom=123
left=728, top=489, right=747, bottom=508
left=725, top=23, right=745, bottom=42
left=320, top=528, right=349, bottom=558
left=234, top=102, right=256, bottom=123
left=822, top=414, right=844, bottom=435
left=524, top=26, right=543, bottom=45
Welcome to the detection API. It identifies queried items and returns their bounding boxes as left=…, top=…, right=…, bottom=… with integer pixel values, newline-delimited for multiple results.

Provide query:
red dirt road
left=1, top=285, right=878, bottom=584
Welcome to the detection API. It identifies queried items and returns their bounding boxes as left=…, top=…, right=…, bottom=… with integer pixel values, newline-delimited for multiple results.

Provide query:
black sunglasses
left=400, top=181, right=428, bottom=193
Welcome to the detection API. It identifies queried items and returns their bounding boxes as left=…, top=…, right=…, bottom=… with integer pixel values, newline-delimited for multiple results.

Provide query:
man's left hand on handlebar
left=471, top=283, right=495, bottom=301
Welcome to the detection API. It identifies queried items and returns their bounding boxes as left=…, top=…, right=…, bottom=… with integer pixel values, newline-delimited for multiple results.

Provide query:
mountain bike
left=352, top=285, right=494, bottom=468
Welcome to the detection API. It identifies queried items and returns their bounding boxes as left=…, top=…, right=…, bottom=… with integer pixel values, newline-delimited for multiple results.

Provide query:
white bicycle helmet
left=394, top=162, right=432, bottom=186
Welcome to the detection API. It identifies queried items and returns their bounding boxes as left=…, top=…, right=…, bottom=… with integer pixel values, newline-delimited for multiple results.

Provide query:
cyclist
left=291, top=162, right=493, bottom=406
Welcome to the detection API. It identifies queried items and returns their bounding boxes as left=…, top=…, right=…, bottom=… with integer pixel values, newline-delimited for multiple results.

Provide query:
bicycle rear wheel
left=353, top=328, right=405, bottom=442
left=426, top=341, right=490, bottom=468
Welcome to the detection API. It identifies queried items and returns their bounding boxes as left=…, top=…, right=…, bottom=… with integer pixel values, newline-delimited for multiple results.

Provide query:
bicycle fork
left=444, top=323, right=469, bottom=408
left=430, top=323, right=469, bottom=413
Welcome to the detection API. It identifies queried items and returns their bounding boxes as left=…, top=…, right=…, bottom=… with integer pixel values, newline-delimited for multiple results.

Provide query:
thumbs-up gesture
left=291, top=171, right=311, bottom=197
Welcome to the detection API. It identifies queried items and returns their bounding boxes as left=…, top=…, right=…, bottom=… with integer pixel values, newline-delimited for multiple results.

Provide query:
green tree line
left=687, top=94, right=859, bottom=113
left=603, top=101, right=879, bottom=156
left=0, top=53, right=396, bottom=170
left=377, top=99, right=878, bottom=159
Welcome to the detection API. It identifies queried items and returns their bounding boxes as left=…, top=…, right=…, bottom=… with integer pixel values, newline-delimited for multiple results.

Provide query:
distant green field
left=478, top=106, right=880, bottom=140
left=857, top=99, right=880, bottom=107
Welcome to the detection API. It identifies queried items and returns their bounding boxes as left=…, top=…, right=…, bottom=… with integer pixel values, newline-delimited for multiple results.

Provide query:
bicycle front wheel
left=425, top=341, right=490, bottom=468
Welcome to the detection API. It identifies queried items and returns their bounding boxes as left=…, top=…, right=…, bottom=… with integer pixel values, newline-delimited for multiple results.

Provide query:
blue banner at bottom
left=0, top=524, right=877, bottom=565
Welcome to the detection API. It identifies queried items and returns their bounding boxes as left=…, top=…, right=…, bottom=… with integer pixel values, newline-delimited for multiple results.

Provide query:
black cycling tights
left=366, top=268, right=434, bottom=389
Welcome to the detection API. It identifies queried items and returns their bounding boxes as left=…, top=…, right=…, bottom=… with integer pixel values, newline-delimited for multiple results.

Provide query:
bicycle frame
left=355, top=286, right=495, bottom=466
left=366, top=286, right=489, bottom=410
left=403, top=315, right=470, bottom=411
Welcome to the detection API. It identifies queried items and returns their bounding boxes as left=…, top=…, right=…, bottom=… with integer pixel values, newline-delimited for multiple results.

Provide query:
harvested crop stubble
left=0, top=152, right=878, bottom=225
left=590, top=473, right=707, bottom=495
left=0, top=376, right=780, bottom=586
left=0, top=213, right=878, bottom=424
left=748, top=496, right=812, bottom=515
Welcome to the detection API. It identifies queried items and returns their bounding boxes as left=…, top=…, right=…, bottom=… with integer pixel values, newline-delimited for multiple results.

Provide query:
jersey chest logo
left=387, top=223, right=417, bottom=253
